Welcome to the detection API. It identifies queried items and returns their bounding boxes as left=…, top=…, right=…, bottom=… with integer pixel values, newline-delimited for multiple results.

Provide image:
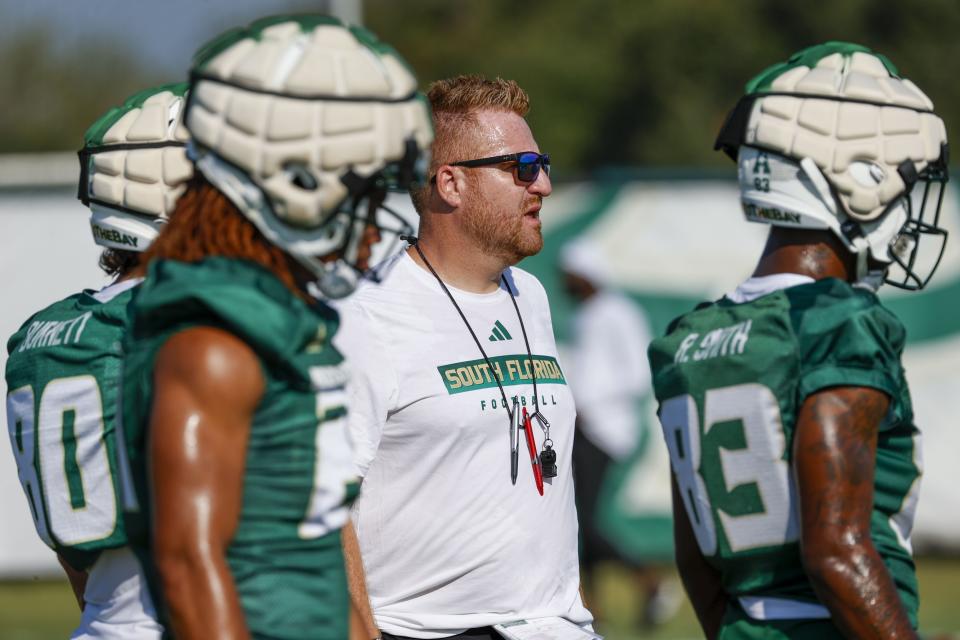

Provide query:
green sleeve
left=790, top=283, right=907, bottom=429
left=133, top=257, right=341, bottom=378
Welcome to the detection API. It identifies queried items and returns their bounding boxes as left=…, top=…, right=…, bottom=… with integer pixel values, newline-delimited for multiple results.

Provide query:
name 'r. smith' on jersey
left=673, top=319, right=752, bottom=363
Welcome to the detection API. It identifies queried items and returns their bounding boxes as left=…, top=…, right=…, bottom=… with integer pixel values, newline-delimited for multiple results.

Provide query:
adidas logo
left=488, top=320, right=513, bottom=342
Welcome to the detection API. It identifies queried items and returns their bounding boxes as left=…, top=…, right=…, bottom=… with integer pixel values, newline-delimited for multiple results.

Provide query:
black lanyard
left=407, top=238, right=556, bottom=476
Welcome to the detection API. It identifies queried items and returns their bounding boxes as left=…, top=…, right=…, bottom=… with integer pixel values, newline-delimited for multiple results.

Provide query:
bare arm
left=671, top=476, right=726, bottom=639
left=794, top=386, right=917, bottom=639
left=57, top=554, right=87, bottom=611
left=343, top=518, right=378, bottom=639
left=149, top=327, right=264, bottom=640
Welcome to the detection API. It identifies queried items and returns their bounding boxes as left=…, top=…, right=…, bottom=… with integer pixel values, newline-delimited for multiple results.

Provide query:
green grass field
left=1, top=558, right=958, bottom=639
left=592, top=557, right=960, bottom=639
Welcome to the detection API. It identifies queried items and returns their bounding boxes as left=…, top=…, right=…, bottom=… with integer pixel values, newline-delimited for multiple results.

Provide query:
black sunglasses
left=448, top=151, right=550, bottom=183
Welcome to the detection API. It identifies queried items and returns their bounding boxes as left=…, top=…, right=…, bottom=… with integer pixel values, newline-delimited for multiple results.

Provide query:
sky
left=0, top=0, right=363, bottom=78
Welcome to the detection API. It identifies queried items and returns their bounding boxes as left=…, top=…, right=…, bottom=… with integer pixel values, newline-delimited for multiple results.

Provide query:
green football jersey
left=5, top=281, right=138, bottom=571
left=121, top=257, right=357, bottom=639
left=648, top=278, right=920, bottom=626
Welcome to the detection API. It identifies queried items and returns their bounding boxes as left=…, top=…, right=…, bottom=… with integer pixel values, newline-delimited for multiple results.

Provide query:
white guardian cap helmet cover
left=183, top=15, right=434, bottom=298
left=78, top=83, right=193, bottom=252
left=715, top=41, right=949, bottom=289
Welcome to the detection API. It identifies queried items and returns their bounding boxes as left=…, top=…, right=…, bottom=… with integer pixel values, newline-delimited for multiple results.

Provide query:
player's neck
left=752, top=228, right=854, bottom=282
left=409, top=227, right=507, bottom=294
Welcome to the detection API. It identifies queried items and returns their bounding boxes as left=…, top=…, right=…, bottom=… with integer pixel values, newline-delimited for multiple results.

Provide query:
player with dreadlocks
left=119, top=15, right=432, bottom=639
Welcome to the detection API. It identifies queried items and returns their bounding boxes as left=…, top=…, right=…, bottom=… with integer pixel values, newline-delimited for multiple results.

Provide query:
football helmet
left=78, top=83, right=193, bottom=252
left=716, top=42, right=949, bottom=289
left=184, top=15, right=433, bottom=298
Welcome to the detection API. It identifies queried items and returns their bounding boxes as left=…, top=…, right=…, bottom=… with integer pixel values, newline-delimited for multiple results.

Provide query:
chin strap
left=853, top=268, right=886, bottom=292
left=312, top=258, right=359, bottom=299
left=850, top=235, right=871, bottom=283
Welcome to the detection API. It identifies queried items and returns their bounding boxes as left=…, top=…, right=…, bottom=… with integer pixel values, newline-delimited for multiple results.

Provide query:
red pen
left=522, top=407, right=544, bottom=496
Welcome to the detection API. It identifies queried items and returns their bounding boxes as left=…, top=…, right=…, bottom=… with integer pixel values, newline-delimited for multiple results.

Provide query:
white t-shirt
left=335, top=251, right=592, bottom=638
left=567, top=291, right=652, bottom=461
left=726, top=273, right=816, bottom=303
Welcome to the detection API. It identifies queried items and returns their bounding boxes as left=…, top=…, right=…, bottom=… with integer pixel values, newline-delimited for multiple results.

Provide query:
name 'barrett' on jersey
left=6, top=281, right=138, bottom=571
left=121, top=257, right=358, bottom=639
left=648, top=278, right=920, bottom=625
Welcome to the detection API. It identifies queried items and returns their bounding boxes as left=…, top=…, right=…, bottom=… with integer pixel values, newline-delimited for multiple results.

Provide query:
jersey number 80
left=6, top=376, right=118, bottom=548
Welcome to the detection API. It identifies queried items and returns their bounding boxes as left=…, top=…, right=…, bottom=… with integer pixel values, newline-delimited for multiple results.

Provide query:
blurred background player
left=650, top=42, right=948, bottom=638
left=5, top=83, right=192, bottom=638
left=119, top=15, right=432, bottom=640
left=559, top=238, right=678, bottom=628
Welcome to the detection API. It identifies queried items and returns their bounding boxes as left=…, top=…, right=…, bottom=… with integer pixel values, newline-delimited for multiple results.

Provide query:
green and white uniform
left=121, top=257, right=357, bottom=639
left=649, top=274, right=921, bottom=638
left=5, top=279, right=162, bottom=639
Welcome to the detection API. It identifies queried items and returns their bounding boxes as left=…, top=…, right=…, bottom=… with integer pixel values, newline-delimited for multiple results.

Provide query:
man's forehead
left=471, top=109, right=537, bottom=154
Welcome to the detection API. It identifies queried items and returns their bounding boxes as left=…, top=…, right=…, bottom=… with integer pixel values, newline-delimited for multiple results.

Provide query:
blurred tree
left=0, top=26, right=165, bottom=153
left=366, top=0, right=960, bottom=174
left=3, top=0, right=959, bottom=173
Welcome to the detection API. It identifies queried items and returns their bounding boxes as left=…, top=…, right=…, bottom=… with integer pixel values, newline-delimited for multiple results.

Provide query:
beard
left=461, top=194, right=544, bottom=265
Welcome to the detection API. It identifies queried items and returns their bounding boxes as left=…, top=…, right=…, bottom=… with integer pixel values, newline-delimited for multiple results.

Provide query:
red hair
left=137, top=177, right=304, bottom=296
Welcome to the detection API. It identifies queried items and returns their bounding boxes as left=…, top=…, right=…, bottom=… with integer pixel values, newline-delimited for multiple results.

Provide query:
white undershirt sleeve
left=335, top=299, right=400, bottom=478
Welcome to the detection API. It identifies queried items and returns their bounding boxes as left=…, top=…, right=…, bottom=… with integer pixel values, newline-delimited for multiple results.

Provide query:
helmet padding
left=79, top=84, right=192, bottom=252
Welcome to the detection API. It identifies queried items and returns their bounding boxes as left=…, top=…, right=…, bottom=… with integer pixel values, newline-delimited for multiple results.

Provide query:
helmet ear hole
left=284, top=162, right=319, bottom=191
